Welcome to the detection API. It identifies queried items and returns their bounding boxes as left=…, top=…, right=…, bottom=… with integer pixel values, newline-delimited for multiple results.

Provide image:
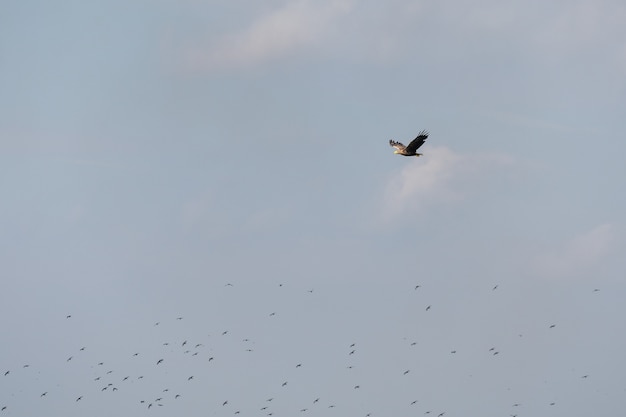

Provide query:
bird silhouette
left=157, top=359, right=164, bottom=365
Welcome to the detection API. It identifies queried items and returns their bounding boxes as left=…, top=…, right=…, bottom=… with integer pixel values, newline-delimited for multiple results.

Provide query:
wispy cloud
left=534, top=223, right=615, bottom=279
left=183, top=0, right=354, bottom=71
left=381, top=147, right=512, bottom=221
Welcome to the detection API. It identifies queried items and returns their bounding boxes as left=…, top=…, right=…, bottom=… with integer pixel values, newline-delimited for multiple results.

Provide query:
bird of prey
left=390, top=130, right=429, bottom=156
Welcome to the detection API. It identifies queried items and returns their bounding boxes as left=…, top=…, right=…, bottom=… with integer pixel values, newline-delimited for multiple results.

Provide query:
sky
left=1, top=0, right=626, bottom=415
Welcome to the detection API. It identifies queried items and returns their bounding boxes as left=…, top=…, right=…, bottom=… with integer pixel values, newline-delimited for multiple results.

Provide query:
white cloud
left=381, top=147, right=512, bottom=221
left=534, top=223, right=615, bottom=279
left=183, top=0, right=354, bottom=71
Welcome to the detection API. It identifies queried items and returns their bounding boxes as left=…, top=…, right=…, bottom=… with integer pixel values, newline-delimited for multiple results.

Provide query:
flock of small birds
left=0, top=282, right=607, bottom=416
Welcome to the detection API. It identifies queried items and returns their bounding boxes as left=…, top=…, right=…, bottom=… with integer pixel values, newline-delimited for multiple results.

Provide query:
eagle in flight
left=389, top=130, right=429, bottom=156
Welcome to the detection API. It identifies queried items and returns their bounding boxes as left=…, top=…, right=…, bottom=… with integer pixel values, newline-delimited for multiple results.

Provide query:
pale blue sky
left=1, top=0, right=626, bottom=416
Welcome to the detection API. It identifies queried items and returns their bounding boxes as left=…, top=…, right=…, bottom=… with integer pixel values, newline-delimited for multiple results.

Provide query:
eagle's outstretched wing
left=389, top=140, right=406, bottom=151
left=404, top=130, right=429, bottom=154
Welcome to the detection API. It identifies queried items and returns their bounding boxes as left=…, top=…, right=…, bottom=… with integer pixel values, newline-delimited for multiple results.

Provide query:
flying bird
left=390, top=130, right=429, bottom=156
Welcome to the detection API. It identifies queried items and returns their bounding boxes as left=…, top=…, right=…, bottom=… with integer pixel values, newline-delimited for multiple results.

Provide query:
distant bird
left=425, top=305, right=431, bottom=311
left=175, top=394, right=181, bottom=399
left=209, top=357, right=214, bottom=361
left=313, top=398, right=320, bottom=403
left=349, top=350, right=356, bottom=355
left=269, top=312, right=276, bottom=316
left=182, top=340, right=187, bottom=346
left=492, top=285, right=498, bottom=291
left=549, top=324, right=556, bottom=328
left=67, top=356, right=73, bottom=362
left=354, top=385, right=360, bottom=389
left=403, top=370, right=410, bottom=375
left=296, top=363, right=302, bottom=368
left=451, top=350, right=457, bottom=354
left=350, top=343, right=356, bottom=348
left=157, top=359, right=164, bottom=365
left=411, top=400, right=418, bottom=405
left=223, top=401, right=228, bottom=406
left=80, top=347, right=86, bottom=351
left=582, top=375, right=589, bottom=378
left=76, top=396, right=83, bottom=402
left=188, top=376, right=194, bottom=381
left=593, top=288, right=600, bottom=292
left=66, top=315, right=72, bottom=319
left=177, top=317, right=183, bottom=320
left=415, top=285, right=421, bottom=290
left=23, top=364, right=29, bottom=368
left=94, top=377, right=101, bottom=381
left=40, top=392, right=47, bottom=397
left=222, top=331, right=228, bottom=335
left=282, top=381, right=288, bottom=386
left=123, top=376, right=129, bottom=381
left=98, top=362, right=104, bottom=366
left=390, top=130, right=429, bottom=156
left=1, top=406, right=6, bottom=411
left=3, top=371, right=8, bottom=376
left=133, top=353, right=139, bottom=356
